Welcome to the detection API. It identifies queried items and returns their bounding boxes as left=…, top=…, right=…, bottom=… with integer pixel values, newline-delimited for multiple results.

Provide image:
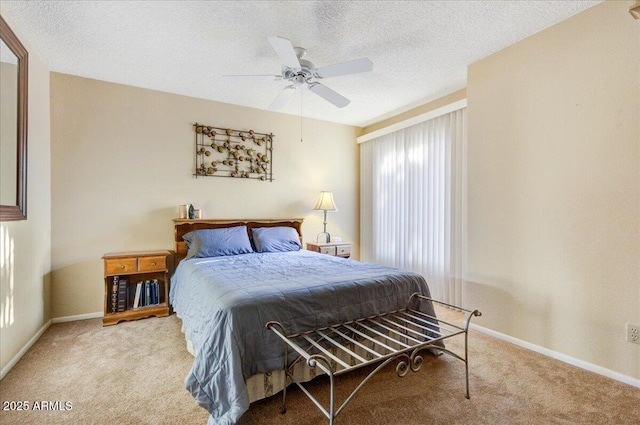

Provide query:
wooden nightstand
left=306, top=242, right=351, bottom=258
left=102, top=250, right=172, bottom=326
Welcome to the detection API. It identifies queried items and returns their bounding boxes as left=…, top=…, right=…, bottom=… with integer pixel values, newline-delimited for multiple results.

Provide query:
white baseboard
left=0, top=319, right=51, bottom=381
left=470, top=323, right=640, bottom=389
left=1, top=312, right=103, bottom=380
left=51, top=311, right=102, bottom=323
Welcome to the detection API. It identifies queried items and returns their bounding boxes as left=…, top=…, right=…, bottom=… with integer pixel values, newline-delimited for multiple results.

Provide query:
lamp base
left=316, top=232, right=330, bottom=243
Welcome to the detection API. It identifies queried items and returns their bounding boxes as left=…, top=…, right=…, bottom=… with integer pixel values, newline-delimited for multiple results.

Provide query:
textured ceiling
left=1, top=0, right=602, bottom=127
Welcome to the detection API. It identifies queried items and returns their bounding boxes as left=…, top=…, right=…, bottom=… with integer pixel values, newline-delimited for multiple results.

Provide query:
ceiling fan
left=225, top=36, right=373, bottom=109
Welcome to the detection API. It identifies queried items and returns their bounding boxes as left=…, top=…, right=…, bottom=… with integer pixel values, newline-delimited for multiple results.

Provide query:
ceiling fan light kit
left=226, top=36, right=373, bottom=109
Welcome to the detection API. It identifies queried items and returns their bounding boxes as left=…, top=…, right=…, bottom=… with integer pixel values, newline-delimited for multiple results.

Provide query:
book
left=111, top=276, right=119, bottom=313
left=145, top=280, right=151, bottom=307
left=153, top=279, right=160, bottom=304
left=150, top=280, right=156, bottom=305
left=117, top=278, right=128, bottom=312
left=133, top=282, right=142, bottom=308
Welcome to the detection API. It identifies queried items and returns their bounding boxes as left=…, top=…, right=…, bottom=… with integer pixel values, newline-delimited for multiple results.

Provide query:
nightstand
left=102, top=250, right=172, bottom=326
left=306, top=242, right=351, bottom=258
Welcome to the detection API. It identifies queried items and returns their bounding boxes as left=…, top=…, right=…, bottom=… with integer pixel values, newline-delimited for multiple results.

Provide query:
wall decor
left=193, top=123, right=273, bottom=182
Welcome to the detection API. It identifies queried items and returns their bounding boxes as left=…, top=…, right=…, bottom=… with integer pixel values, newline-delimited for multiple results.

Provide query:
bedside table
left=306, top=242, right=351, bottom=258
left=102, top=250, right=172, bottom=326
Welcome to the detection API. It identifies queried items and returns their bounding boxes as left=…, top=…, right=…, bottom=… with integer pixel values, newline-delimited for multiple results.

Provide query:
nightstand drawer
left=319, top=246, right=337, bottom=255
left=139, top=256, right=166, bottom=272
left=306, top=242, right=351, bottom=258
left=105, top=258, right=137, bottom=275
left=336, top=245, right=351, bottom=257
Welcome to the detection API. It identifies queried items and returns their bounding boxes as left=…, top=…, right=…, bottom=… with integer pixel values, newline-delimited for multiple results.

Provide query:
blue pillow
left=252, top=226, right=301, bottom=253
left=183, top=226, right=254, bottom=259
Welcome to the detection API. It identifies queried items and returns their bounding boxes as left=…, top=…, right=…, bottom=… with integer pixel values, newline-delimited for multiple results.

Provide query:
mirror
left=0, top=16, right=28, bottom=221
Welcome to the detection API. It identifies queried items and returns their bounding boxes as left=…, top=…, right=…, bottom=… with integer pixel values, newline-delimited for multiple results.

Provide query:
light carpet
left=1, top=307, right=638, bottom=424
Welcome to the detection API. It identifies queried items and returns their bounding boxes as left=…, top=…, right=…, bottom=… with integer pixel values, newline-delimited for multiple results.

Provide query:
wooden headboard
left=173, top=218, right=304, bottom=265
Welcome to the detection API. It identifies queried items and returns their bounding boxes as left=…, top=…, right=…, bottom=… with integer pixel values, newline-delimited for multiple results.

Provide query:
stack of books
left=109, top=278, right=162, bottom=313
left=131, top=279, right=161, bottom=309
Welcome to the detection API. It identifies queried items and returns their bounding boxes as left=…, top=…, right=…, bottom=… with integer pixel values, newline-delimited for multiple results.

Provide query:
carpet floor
left=1, top=307, right=639, bottom=424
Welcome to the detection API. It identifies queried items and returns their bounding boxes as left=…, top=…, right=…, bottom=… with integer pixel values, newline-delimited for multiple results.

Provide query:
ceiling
left=2, top=0, right=603, bottom=127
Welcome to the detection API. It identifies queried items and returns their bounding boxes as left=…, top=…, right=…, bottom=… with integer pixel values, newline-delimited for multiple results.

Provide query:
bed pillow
left=183, top=226, right=254, bottom=259
left=252, top=226, right=301, bottom=253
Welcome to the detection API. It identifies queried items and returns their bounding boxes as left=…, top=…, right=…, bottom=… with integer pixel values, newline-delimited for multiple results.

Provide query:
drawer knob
left=151, top=262, right=156, bottom=266
left=119, top=264, right=125, bottom=269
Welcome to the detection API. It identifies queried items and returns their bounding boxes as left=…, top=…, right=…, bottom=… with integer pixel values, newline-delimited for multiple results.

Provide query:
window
left=360, top=107, right=466, bottom=304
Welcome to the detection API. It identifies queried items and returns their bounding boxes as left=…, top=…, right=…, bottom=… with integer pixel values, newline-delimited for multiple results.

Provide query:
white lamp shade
left=314, top=191, right=338, bottom=211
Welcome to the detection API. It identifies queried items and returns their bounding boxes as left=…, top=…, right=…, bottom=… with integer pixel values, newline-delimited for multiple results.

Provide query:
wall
left=466, top=0, right=639, bottom=381
left=0, top=5, right=51, bottom=375
left=50, top=74, right=360, bottom=318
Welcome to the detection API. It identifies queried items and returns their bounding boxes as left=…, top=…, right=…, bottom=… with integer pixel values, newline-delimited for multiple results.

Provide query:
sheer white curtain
left=360, top=108, right=466, bottom=305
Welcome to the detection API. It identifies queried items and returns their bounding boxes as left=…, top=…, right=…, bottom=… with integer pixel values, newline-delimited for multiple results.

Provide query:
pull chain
left=300, top=90, right=303, bottom=143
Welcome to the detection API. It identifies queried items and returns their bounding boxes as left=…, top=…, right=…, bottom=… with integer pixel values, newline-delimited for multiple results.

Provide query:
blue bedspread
left=170, top=250, right=438, bottom=425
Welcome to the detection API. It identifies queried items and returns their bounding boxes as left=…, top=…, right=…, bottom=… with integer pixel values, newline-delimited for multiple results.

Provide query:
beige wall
left=466, top=0, right=639, bottom=381
left=50, top=74, right=360, bottom=318
left=0, top=6, right=52, bottom=374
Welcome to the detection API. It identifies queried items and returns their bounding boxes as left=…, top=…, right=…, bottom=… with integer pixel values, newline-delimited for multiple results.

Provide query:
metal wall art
left=193, top=123, right=274, bottom=181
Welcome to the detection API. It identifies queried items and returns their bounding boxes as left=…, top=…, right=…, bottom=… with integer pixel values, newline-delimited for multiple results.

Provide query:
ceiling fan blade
left=314, top=58, right=373, bottom=79
left=269, top=86, right=296, bottom=110
left=307, top=82, right=350, bottom=108
left=268, top=36, right=301, bottom=70
left=223, top=74, right=282, bottom=81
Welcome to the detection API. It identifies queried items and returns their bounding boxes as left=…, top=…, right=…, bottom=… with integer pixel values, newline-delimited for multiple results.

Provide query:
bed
left=170, top=219, right=450, bottom=425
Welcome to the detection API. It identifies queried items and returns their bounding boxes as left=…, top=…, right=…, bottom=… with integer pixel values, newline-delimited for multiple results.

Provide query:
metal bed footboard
left=265, top=293, right=482, bottom=424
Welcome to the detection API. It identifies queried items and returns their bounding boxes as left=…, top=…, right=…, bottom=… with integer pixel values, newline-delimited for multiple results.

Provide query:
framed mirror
left=0, top=15, right=28, bottom=221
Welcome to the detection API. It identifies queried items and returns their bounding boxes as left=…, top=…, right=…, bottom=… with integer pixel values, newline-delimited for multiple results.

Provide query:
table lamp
left=313, top=191, right=338, bottom=243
